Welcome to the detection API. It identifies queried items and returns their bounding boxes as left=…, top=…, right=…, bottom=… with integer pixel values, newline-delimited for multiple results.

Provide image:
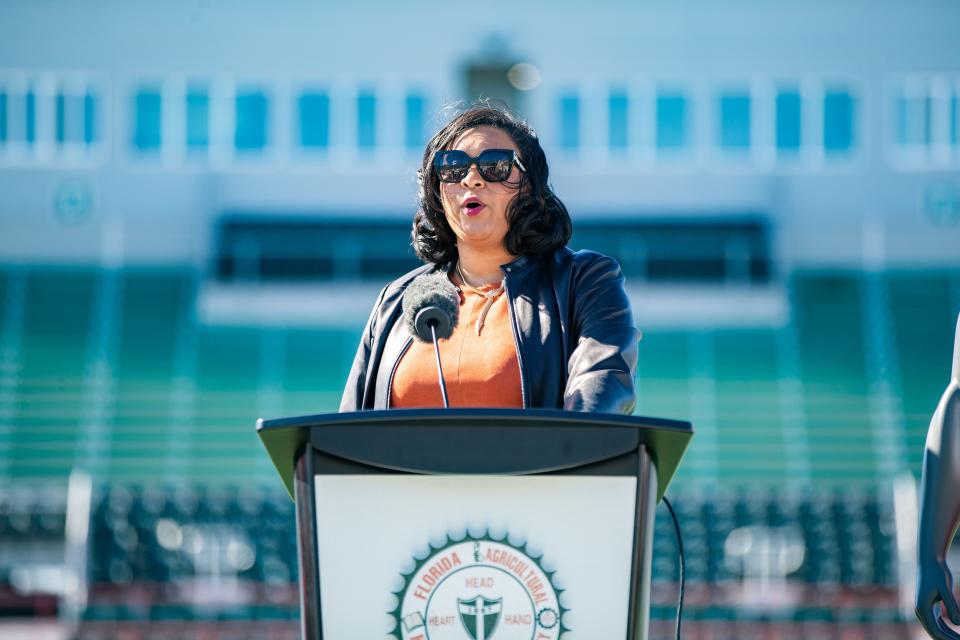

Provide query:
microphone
left=401, top=273, right=460, bottom=407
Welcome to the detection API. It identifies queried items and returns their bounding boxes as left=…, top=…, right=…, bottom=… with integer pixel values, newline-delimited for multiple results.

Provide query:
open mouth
left=461, top=198, right=486, bottom=215
left=460, top=196, right=484, bottom=216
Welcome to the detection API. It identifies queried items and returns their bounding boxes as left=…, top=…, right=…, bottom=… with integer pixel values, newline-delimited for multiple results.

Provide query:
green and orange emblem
left=390, top=532, right=568, bottom=640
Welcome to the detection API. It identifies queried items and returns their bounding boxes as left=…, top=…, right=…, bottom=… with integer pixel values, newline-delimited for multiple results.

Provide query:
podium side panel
left=628, top=445, right=658, bottom=640
left=294, top=445, right=322, bottom=639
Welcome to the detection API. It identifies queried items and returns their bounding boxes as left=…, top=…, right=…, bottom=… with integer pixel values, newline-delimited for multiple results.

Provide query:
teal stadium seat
left=111, top=269, right=191, bottom=482
left=794, top=273, right=876, bottom=485
left=887, top=272, right=959, bottom=477
left=9, top=267, right=97, bottom=480
left=1, top=265, right=958, bottom=491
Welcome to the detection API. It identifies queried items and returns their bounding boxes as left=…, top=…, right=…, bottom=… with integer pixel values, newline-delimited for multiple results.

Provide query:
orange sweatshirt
left=390, top=276, right=523, bottom=408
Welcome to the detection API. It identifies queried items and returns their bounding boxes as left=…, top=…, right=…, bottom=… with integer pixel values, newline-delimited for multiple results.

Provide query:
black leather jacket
left=339, top=247, right=639, bottom=414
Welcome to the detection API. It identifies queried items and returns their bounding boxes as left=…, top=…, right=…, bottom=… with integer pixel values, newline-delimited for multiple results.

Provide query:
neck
left=456, top=245, right=515, bottom=285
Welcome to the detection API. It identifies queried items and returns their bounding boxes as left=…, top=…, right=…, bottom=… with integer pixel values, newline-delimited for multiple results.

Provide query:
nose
left=460, top=163, right=485, bottom=188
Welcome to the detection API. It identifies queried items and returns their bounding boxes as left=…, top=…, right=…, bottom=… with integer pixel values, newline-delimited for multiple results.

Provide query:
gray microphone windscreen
left=402, top=273, right=460, bottom=342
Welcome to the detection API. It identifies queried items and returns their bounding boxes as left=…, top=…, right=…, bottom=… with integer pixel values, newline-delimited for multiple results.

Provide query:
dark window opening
left=570, top=217, right=772, bottom=284
left=215, top=217, right=421, bottom=284
left=214, top=216, right=772, bottom=286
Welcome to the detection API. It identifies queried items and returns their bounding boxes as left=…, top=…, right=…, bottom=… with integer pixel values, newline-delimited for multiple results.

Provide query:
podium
left=258, top=408, right=692, bottom=640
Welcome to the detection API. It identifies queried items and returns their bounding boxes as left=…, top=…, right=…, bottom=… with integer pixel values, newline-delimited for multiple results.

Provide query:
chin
left=461, top=223, right=502, bottom=240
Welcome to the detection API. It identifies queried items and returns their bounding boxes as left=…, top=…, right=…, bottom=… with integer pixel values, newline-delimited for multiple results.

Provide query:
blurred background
left=1, top=0, right=959, bottom=638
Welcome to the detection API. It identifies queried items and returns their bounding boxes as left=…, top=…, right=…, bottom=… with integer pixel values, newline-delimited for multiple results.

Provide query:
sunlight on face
left=440, top=126, right=522, bottom=256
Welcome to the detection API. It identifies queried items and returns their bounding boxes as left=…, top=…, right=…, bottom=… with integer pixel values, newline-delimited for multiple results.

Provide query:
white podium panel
left=314, top=474, right=637, bottom=639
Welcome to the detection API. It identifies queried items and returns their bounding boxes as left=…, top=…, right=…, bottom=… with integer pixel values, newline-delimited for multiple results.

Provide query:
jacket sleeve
left=563, top=254, right=639, bottom=414
left=339, top=286, right=388, bottom=412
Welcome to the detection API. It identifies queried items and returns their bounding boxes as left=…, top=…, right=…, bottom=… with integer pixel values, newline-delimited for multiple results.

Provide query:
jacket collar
left=500, top=254, right=532, bottom=274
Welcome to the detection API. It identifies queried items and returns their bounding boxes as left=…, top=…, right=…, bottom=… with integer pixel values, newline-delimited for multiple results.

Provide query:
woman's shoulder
left=549, top=246, right=624, bottom=278
left=385, top=263, right=437, bottom=292
left=372, top=262, right=439, bottom=309
left=359, top=262, right=439, bottom=340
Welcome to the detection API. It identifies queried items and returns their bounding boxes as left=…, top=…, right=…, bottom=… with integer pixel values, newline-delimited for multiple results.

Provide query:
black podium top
left=257, top=408, right=692, bottom=502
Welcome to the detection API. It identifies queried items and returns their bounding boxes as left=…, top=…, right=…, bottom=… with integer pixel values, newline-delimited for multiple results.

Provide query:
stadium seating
left=1, top=264, right=958, bottom=486
left=47, top=485, right=912, bottom=638
left=0, top=480, right=921, bottom=636
left=1, top=264, right=958, bottom=638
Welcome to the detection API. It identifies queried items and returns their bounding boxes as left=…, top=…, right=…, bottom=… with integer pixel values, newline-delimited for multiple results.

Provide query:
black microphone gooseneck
left=401, top=272, right=460, bottom=408
left=428, top=321, right=450, bottom=408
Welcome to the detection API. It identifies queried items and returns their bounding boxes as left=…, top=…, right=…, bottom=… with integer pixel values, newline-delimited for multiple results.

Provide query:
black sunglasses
left=433, top=149, right=527, bottom=183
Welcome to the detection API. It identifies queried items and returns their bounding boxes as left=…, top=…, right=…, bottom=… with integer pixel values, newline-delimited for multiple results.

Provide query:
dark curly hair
left=412, top=101, right=572, bottom=266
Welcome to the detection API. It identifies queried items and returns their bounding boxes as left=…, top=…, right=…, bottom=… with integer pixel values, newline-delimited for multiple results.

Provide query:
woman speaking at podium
left=340, top=102, right=638, bottom=415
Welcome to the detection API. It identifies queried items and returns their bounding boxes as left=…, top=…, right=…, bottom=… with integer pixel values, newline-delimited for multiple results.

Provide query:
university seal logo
left=390, top=533, right=568, bottom=640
